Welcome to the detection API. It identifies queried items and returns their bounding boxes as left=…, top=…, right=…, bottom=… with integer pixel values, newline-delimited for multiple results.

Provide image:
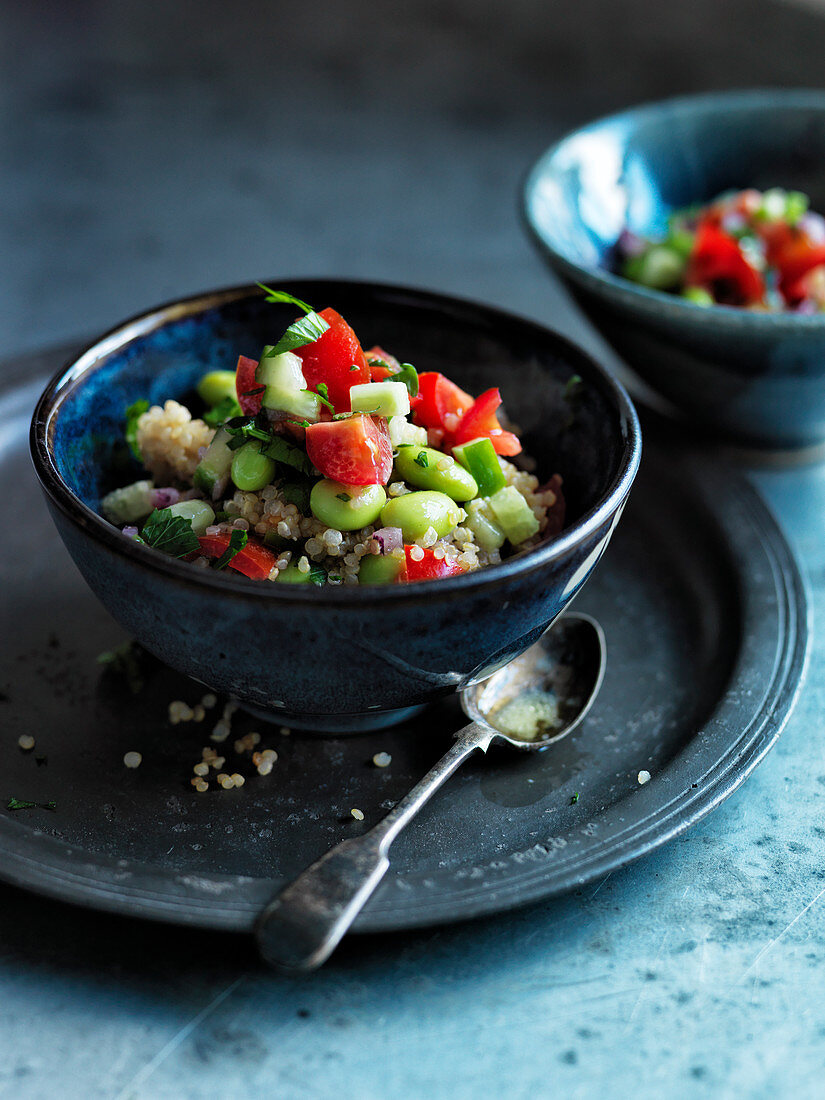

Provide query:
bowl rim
left=30, top=277, right=641, bottom=605
left=522, top=86, right=825, bottom=330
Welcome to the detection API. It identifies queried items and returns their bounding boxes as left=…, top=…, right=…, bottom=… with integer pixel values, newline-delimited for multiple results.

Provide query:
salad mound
left=102, top=287, right=565, bottom=585
left=615, top=187, right=825, bottom=312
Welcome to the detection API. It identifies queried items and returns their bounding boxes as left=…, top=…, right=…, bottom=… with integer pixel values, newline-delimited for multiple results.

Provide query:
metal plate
left=0, top=351, right=809, bottom=933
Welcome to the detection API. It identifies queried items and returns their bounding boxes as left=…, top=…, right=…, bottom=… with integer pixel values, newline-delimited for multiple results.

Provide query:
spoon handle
left=255, top=721, right=494, bottom=971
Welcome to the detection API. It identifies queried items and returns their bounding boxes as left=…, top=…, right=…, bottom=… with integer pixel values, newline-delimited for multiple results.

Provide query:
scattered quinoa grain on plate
left=100, top=287, right=566, bottom=586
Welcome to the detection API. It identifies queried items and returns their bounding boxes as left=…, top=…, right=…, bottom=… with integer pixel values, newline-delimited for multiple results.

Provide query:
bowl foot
left=239, top=701, right=429, bottom=736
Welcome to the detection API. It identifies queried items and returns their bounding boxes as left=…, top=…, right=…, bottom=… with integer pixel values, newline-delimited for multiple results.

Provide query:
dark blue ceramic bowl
left=31, top=280, right=640, bottom=732
left=523, top=89, right=825, bottom=450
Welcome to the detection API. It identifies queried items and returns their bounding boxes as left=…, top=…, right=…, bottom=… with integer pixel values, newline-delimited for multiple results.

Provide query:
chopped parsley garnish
left=309, top=564, right=326, bottom=586
left=256, top=285, right=330, bottom=355
left=204, top=394, right=242, bottom=427
left=396, top=362, right=419, bottom=398
left=336, top=492, right=351, bottom=502
left=97, top=640, right=148, bottom=694
left=213, top=529, right=248, bottom=570
left=224, top=416, right=315, bottom=475
left=563, top=375, right=583, bottom=401
left=256, top=284, right=316, bottom=315
left=140, top=508, right=200, bottom=558
left=414, top=450, right=429, bottom=468
left=7, top=798, right=56, bottom=812
left=125, top=399, right=149, bottom=461
left=350, top=364, right=360, bottom=372
left=570, top=792, right=580, bottom=804
left=302, top=382, right=335, bottom=411
left=288, top=419, right=312, bottom=429
left=279, top=480, right=313, bottom=513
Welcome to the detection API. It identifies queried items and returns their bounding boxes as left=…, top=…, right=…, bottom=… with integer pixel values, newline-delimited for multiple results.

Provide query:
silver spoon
left=255, top=612, right=606, bottom=971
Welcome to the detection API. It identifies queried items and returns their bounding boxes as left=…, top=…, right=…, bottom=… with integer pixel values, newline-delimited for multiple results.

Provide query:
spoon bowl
left=462, top=613, right=606, bottom=748
left=256, top=613, right=606, bottom=971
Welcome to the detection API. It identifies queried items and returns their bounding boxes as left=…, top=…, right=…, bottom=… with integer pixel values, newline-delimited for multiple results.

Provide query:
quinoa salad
left=101, top=287, right=565, bottom=585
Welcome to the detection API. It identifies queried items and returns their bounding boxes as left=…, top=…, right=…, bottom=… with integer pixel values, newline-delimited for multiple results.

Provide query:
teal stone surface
left=3, top=0, right=825, bottom=1096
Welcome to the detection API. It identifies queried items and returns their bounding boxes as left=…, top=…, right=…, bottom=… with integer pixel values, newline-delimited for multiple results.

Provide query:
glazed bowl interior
left=32, top=280, right=640, bottom=731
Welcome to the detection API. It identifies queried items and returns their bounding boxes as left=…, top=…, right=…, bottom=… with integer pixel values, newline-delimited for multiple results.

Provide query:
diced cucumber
left=388, top=415, right=427, bottom=448
left=452, top=437, right=507, bottom=497
left=257, top=349, right=322, bottom=421
left=101, top=480, right=155, bottom=524
left=634, top=246, right=685, bottom=290
left=488, top=486, right=540, bottom=544
left=193, top=426, right=234, bottom=499
left=350, top=381, right=410, bottom=418
left=359, top=553, right=405, bottom=585
left=463, top=499, right=506, bottom=552
left=276, top=561, right=326, bottom=585
left=167, top=500, right=216, bottom=535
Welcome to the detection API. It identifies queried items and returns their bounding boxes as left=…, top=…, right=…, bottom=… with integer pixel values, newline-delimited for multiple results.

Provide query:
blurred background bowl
left=30, top=279, right=641, bottom=732
left=523, top=88, right=825, bottom=450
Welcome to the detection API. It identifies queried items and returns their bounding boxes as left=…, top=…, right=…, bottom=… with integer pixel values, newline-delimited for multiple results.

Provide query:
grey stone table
left=2, top=1, right=825, bottom=1097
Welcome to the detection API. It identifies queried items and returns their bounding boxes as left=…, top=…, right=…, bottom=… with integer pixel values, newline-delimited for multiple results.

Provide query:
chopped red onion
left=122, top=525, right=139, bottom=539
left=151, top=487, right=180, bottom=508
left=796, top=299, right=818, bottom=315
left=800, top=212, right=825, bottom=244
left=373, top=526, right=403, bottom=554
left=616, top=228, right=645, bottom=258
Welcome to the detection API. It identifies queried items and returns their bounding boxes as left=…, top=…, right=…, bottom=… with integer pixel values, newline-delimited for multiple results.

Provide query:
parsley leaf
left=223, top=418, right=315, bottom=475
left=301, top=382, right=335, bottom=411
left=8, top=798, right=56, bottom=812
left=570, top=792, right=580, bottom=805
left=395, top=362, right=419, bottom=398
left=140, top=508, right=200, bottom=558
left=204, top=394, right=242, bottom=427
left=97, top=640, right=148, bottom=694
left=414, top=450, right=429, bottom=468
left=214, top=529, right=248, bottom=570
left=336, top=492, right=351, bottom=502
left=125, top=399, right=149, bottom=461
left=349, top=364, right=360, bottom=372
left=256, top=284, right=316, bottom=315
left=279, top=480, right=313, bottom=513
left=268, top=312, right=329, bottom=357
left=308, top=564, right=326, bottom=586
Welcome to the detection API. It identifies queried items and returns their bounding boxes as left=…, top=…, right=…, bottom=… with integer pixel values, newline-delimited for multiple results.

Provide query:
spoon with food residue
left=255, top=612, right=606, bottom=971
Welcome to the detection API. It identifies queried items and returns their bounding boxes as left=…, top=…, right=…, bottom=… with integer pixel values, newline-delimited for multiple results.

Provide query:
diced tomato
left=411, top=372, right=474, bottom=434
left=686, top=222, right=765, bottom=306
left=364, top=345, right=400, bottom=381
left=197, top=534, right=278, bottom=580
left=773, top=238, right=825, bottom=293
left=450, top=387, right=522, bottom=456
left=403, top=546, right=466, bottom=582
left=294, top=307, right=370, bottom=412
left=305, top=414, right=393, bottom=485
left=235, top=355, right=263, bottom=416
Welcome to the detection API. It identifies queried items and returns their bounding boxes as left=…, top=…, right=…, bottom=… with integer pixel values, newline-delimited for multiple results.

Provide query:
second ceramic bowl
left=523, top=89, right=825, bottom=450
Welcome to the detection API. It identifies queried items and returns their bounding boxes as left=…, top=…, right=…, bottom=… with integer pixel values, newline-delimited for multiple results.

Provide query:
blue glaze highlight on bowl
left=523, top=89, right=825, bottom=449
left=31, top=280, right=640, bottom=732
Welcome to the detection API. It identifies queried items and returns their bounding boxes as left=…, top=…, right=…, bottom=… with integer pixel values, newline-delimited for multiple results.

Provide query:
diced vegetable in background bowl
left=31, top=279, right=640, bottom=731
left=523, top=88, right=825, bottom=449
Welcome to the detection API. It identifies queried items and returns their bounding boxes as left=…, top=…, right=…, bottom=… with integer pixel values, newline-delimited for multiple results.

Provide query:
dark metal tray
left=0, top=353, right=809, bottom=933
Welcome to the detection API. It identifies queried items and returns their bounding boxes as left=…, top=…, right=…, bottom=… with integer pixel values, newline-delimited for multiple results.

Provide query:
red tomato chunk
left=295, top=307, right=370, bottom=412
left=305, top=414, right=394, bottom=485
left=197, top=534, right=277, bottom=580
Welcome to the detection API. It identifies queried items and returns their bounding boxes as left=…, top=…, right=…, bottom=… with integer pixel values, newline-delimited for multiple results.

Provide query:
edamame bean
left=359, top=553, right=405, bottom=585
left=230, top=442, right=277, bottom=491
left=394, top=446, right=478, bottom=502
left=380, top=491, right=461, bottom=543
left=310, top=480, right=386, bottom=531
left=196, top=370, right=238, bottom=408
